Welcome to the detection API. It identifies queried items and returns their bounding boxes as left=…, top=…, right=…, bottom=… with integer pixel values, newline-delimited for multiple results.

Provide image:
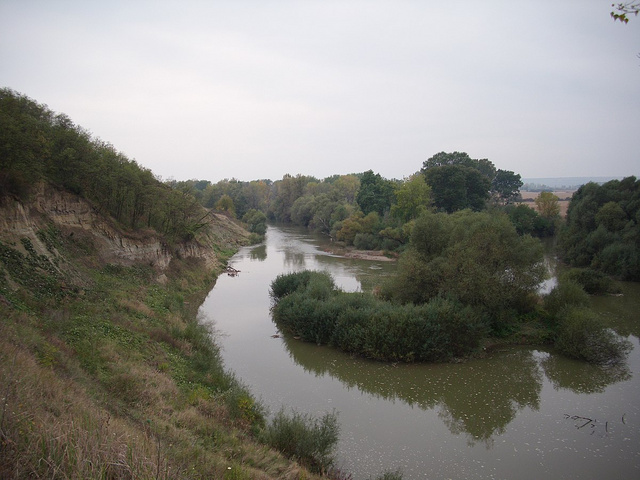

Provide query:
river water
left=198, top=225, right=640, bottom=479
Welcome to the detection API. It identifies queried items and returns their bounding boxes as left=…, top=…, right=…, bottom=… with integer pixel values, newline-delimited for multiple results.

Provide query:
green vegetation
left=2, top=87, right=636, bottom=477
left=261, top=408, right=340, bottom=473
left=0, top=88, right=208, bottom=242
left=554, top=307, right=632, bottom=364
left=381, top=210, right=545, bottom=331
left=559, top=177, right=640, bottom=280
left=242, top=208, right=268, bottom=244
left=0, top=90, right=335, bottom=479
left=270, top=206, right=632, bottom=366
left=504, top=203, right=556, bottom=237
left=272, top=271, right=486, bottom=362
left=1, top=229, right=337, bottom=478
left=543, top=275, right=631, bottom=365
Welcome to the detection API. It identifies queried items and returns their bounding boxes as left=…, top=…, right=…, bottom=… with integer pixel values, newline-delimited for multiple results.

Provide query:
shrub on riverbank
left=0, top=242, right=325, bottom=479
left=270, top=271, right=487, bottom=362
left=261, top=408, right=339, bottom=473
left=543, top=276, right=631, bottom=365
left=562, top=268, right=622, bottom=295
left=554, top=307, right=632, bottom=364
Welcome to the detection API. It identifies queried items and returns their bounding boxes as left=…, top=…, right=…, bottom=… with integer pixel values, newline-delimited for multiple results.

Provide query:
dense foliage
left=420, top=151, right=522, bottom=212
left=543, top=276, right=631, bottom=365
left=173, top=150, right=542, bottom=253
left=0, top=89, right=207, bottom=241
left=270, top=271, right=487, bottom=362
left=381, top=210, right=545, bottom=333
left=504, top=203, right=557, bottom=237
left=560, top=177, right=640, bottom=280
left=261, top=408, right=339, bottom=473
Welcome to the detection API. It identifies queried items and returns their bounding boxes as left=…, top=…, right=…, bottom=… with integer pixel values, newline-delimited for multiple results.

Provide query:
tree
left=506, top=204, right=554, bottom=237
left=382, top=210, right=545, bottom=328
left=391, top=174, right=432, bottom=222
left=595, top=201, right=628, bottom=232
left=421, top=152, right=496, bottom=213
left=243, top=209, right=267, bottom=236
left=424, top=165, right=491, bottom=213
left=560, top=177, right=640, bottom=280
left=356, top=170, right=394, bottom=216
left=534, top=191, right=560, bottom=219
left=215, top=194, right=236, bottom=217
left=492, top=169, right=522, bottom=205
left=421, top=151, right=496, bottom=180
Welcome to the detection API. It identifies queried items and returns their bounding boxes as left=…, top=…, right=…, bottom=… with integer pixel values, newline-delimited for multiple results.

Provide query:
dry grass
left=0, top=257, right=324, bottom=480
left=0, top=311, right=319, bottom=480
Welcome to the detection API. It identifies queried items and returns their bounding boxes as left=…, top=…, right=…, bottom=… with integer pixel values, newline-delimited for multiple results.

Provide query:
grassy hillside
left=0, top=90, right=328, bottom=479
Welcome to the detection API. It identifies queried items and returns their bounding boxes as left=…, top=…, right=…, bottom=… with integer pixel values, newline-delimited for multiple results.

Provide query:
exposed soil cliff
left=0, top=183, right=248, bottom=278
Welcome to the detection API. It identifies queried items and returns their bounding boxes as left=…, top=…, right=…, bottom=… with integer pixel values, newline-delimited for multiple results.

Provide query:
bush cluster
left=270, top=271, right=487, bottom=362
left=544, top=277, right=631, bottom=365
left=560, top=177, right=640, bottom=280
left=261, top=408, right=339, bottom=473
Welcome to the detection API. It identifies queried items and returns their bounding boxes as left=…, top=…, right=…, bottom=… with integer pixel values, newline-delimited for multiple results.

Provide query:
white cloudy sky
left=1, top=1, right=638, bottom=182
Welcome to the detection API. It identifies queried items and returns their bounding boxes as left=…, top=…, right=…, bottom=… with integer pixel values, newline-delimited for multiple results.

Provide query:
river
left=198, top=225, right=640, bottom=479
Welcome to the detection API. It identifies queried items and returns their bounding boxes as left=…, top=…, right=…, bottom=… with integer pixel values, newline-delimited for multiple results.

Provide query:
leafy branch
left=611, top=2, right=640, bottom=23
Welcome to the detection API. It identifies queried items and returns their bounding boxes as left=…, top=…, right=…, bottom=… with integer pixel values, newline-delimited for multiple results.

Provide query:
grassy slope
left=0, top=194, right=321, bottom=479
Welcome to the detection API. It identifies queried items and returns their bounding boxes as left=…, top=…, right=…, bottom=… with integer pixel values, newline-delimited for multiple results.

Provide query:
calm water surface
left=199, top=225, right=640, bottom=479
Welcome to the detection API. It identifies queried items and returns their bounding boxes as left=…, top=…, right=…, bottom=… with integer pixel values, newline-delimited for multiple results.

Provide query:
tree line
left=175, top=151, right=561, bottom=249
left=0, top=89, right=207, bottom=242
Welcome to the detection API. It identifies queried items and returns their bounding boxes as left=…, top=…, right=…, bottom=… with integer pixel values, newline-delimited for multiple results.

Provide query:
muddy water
left=199, top=225, right=640, bottom=479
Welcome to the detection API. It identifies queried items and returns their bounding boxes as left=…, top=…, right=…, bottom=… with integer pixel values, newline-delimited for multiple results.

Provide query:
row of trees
left=0, top=89, right=207, bottom=242
left=175, top=152, right=557, bottom=251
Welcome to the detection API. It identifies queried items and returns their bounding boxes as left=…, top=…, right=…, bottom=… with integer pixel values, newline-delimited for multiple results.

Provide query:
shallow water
left=199, top=225, right=640, bottom=479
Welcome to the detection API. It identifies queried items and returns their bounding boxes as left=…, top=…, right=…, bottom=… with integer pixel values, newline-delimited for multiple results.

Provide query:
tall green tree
left=356, top=170, right=395, bottom=216
left=423, top=165, right=491, bottom=213
left=492, top=169, right=522, bottom=205
left=383, top=210, right=545, bottom=329
left=421, top=152, right=495, bottom=213
left=391, top=174, right=433, bottom=222
left=535, top=191, right=560, bottom=219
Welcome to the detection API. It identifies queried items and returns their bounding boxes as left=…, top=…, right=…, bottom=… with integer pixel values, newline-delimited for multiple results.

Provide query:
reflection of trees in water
left=249, top=244, right=267, bottom=261
left=437, top=349, right=542, bottom=447
left=282, top=336, right=544, bottom=447
left=590, top=282, right=640, bottom=341
left=540, top=352, right=631, bottom=394
left=282, top=250, right=306, bottom=268
left=313, top=255, right=397, bottom=294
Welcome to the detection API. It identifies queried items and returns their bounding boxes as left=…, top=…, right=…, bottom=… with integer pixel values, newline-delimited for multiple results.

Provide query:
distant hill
left=521, top=177, right=625, bottom=191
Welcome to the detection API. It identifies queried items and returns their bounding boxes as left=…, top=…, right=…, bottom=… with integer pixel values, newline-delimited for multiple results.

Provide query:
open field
left=519, top=190, right=575, bottom=218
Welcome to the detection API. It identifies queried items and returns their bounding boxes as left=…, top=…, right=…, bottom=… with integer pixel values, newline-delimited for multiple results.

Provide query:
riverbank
left=322, top=245, right=398, bottom=262
left=0, top=193, right=326, bottom=479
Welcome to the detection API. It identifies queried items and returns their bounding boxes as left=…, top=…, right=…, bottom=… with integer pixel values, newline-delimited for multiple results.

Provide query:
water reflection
left=202, top=225, right=640, bottom=479
left=282, top=335, right=544, bottom=446
left=249, top=244, right=267, bottom=261
left=540, top=353, right=631, bottom=394
left=591, top=282, right=640, bottom=340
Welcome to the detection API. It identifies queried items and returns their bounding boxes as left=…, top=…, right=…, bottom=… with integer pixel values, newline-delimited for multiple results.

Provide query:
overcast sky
left=1, top=1, right=638, bottom=182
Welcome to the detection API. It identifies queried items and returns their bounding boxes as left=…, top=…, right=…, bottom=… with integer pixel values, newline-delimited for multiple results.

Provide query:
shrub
left=562, top=268, right=621, bottom=295
left=271, top=271, right=487, bottom=362
left=270, top=270, right=317, bottom=300
left=544, top=279, right=590, bottom=318
left=374, top=470, right=404, bottom=480
left=353, top=232, right=381, bottom=250
left=261, top=408, right=339, bottom=473
left=554, top=307, right=632, bottom=365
